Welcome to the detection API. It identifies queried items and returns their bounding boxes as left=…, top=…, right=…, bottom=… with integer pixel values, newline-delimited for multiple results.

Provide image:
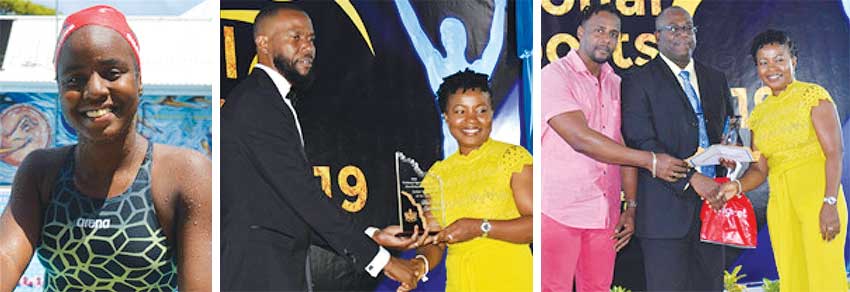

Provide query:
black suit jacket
left=621, top=57, right=733, bottom=239
left=220, top=69, right=380, bottom=290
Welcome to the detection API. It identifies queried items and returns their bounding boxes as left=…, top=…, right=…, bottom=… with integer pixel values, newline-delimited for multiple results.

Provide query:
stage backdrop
left=543, top=0, right=850, bottom=288
left=221, top=0, right=530, bottom=291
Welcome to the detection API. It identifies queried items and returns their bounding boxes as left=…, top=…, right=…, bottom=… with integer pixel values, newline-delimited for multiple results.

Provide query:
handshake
left=370, top=221, right=482, bottom=291
left=689, top=158, right=746, bottom=210
left=652, top=153, right=746, bottom=210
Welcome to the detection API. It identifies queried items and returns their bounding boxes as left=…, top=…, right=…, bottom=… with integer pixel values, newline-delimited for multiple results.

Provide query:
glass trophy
left=721, top=115, right=744, bottom=179
left=395, top=152, right=444, bottom=237
left=721, top=116, right=741, bottom=146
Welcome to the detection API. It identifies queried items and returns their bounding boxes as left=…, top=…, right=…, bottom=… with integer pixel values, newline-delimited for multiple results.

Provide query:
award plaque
left=395, top=152, right=444, bottom=237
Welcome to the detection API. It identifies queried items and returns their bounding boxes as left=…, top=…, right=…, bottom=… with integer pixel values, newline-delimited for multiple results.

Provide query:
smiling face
left=655, top=9, right=696, bottom=67
left=444, top=88, right=493, bottom=155
left=756, top=43, right=797, bottom=96
left=56, top=25, right=140, bottom=143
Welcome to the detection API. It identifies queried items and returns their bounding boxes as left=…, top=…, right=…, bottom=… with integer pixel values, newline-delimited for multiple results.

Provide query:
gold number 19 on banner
left=313, top=165, right=368, bottom=212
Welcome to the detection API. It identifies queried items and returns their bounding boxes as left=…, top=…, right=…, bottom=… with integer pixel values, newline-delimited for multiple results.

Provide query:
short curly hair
left=750, top=29, right=798, bottom=64
left=579, top=2, right=620, bottom=27
left=436, top=69, right=492, bottom=113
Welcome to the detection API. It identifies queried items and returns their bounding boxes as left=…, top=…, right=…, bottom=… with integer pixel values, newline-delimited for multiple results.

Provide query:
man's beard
left=590, top=47, right=613, bottom=64
left=274, top=56, right=315, bottom=91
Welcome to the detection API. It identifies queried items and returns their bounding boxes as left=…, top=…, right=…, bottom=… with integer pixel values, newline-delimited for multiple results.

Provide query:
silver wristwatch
left=480, top=219, right=492, bottom=237
left=626, top=200, right=638, bottom=209
left=824, top=196, right=838, bottom=206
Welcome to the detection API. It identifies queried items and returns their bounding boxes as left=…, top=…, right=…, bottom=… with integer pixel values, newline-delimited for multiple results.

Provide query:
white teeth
left=85, top=108, right=112, bottom=118
left=461, top=129, right=480, bottom=135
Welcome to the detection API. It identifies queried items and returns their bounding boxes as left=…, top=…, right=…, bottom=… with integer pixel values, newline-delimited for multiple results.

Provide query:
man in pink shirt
left=541, top=4, right=689, bottom=291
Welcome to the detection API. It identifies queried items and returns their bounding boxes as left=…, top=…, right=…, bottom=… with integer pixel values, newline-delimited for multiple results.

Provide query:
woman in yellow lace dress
left=719, top=30, right=847, bottom=291
left=408, top=69, right=532, bottom=292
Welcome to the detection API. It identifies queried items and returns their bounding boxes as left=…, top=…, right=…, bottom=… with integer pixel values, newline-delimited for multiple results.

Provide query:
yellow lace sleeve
left=799, top=83, right=834, bottom=110
left=500, top=145, right=532, bottom=176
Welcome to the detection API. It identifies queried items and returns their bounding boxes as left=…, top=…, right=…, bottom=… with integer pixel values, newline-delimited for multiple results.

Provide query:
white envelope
left=686, top=145, right=760, bottom=167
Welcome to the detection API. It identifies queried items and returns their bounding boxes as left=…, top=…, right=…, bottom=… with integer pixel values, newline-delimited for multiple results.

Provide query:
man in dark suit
left=220, top=4, right=421, bottom=291
left=620, top=6, right=735, bottom=291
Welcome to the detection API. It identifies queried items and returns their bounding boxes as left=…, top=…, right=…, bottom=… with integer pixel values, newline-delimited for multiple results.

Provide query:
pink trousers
left=542, top=214, right=616, bottom=292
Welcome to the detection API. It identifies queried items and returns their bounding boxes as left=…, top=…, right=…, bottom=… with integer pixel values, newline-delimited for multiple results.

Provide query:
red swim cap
left=54, top=5, right=141, bottom=79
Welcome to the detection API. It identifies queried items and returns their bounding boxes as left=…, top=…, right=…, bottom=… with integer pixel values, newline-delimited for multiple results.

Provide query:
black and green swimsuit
left=36, top=143, right=177, bottom=291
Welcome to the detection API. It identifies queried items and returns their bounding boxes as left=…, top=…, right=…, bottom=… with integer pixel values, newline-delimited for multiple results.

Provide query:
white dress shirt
left=659, top=53, right=701, bottom=100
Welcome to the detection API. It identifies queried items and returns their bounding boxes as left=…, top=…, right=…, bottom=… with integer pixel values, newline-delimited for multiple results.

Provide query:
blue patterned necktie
left=678, top=70, right=715, bottom=178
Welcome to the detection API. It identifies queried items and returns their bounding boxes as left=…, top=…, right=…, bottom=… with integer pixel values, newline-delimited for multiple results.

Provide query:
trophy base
left=395, top=230, right=441, bottom=238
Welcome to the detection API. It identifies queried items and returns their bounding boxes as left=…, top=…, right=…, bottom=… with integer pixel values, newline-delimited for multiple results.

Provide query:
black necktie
left=284, top=89, right=307, bottom=159
left=285, top=90, right=297, bottom=108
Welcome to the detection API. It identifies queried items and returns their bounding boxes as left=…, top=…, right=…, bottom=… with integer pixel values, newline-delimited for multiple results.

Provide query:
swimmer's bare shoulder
left=0, top=146, right=73, bottom=290
left=151, top=144, right=210, bottom=198
left=15, top=146, right=75, bottom=203
left=149, top=143, right=212, bottom=290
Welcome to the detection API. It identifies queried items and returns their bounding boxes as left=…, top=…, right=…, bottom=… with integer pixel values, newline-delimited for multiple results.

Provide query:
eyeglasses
left=657, top=25, right=698, bottom=35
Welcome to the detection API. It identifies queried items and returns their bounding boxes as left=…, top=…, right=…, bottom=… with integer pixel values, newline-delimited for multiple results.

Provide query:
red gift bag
left=699, top=177, right=758, bottom=248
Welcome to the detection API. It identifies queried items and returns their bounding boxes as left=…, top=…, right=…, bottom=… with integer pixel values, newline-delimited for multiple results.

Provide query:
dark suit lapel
left=695, top=63, right=712, bottom=112
left=253, top=69, right=311, bottom=161
left=694, top=62, right=722, bottom=142
left=650, top=58, right=696, bottom=120
left=253, top=70, right=286, bottom=108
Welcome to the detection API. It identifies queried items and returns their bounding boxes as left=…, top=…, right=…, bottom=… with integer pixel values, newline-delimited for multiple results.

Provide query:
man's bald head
left=253, top=3, right=309, bottom=39
left=253, top=3, right=316, bottom=90
left=655, top=6, right=690, bottom=30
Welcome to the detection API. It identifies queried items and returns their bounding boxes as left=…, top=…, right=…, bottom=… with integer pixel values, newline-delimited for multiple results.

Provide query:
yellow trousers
left=767, top=160, right=848, bottom=292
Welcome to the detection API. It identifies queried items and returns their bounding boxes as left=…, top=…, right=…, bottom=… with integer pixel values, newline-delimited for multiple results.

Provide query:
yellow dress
left=749, top=81, right=848, bottom=291
left=423, top=138, right=532, bottom=292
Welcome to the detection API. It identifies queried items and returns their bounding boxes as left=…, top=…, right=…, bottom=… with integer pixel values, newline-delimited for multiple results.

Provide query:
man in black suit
left=621, top=6, right=735, bottom=291
left=221, top=4, right=421, bottom=291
